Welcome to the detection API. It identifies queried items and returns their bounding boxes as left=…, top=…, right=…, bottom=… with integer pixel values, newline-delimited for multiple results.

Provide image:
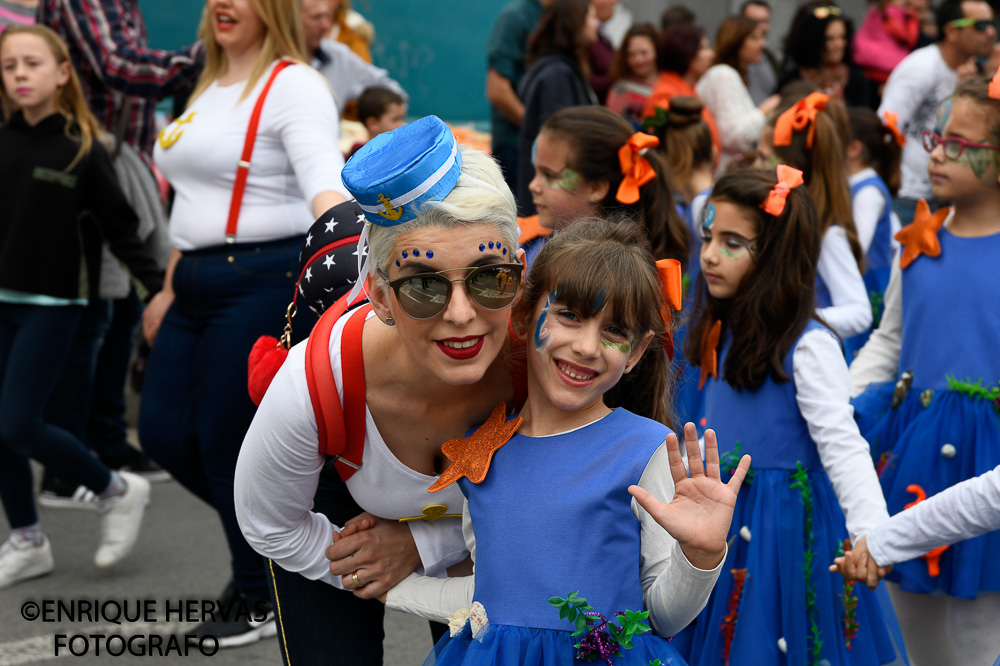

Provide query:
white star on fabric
left=323, top=254, right=336, bottom=269
left=346, top=277, right=356, bottom=284
left=325, top=220, right=337, bottom=233
left=305, top=233, right=313, bottom=247
left=352, top=245, right=368, bottom=258
left=356, top=214, right=365, bottom=225
left=305, top=267, right=313, bottom=282
left=298, top=283, right=305, bottom=296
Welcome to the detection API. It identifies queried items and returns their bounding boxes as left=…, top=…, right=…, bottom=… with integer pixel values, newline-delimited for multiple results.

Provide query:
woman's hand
left=325, top=512, right=422, bottom=599
left=829, top=535, right=891, bottom=590
left=142, top=290, right=175, bottom=345
left=629, top=424, right=750, bottom=571
left=758, top=94, right=781, bottom=117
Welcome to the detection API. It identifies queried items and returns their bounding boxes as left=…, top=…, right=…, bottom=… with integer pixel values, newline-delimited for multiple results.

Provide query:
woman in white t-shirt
left=139, top=0, right=347, bottom=648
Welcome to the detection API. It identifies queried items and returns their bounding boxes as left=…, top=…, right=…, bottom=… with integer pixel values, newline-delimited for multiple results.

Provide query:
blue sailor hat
left=342, top=115, right=463, bottom=226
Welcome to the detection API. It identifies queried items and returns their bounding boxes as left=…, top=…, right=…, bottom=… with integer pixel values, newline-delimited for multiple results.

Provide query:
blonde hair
left=0, top=24, right=105, bottom=171
left=368, top=146, right=518, bottom=277
left=188, top=0, right=308, bottom=105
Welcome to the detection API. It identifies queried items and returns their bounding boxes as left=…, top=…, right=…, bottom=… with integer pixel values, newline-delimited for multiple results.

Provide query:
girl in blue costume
left=849, top=75, right=1000, bottom=666
left=758, top=93, right=873, bottom=352
left=675, top=167, right=902, bottom=665
left=843, top=107, right=904, bottom=358
left=519, top=106, right=689, bottom=270
left=384, top=218, right=750, bottom=665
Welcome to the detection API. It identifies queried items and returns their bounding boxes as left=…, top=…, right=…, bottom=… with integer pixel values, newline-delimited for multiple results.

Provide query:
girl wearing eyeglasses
left=850, top=76, right=1000, bottom=666
left=382, top=216, right=748, bottom=666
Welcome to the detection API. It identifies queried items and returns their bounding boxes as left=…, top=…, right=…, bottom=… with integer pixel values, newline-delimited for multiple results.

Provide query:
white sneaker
left=0, top=533, right=55, bottom=590
left=95, top=472, right=150, bottom=568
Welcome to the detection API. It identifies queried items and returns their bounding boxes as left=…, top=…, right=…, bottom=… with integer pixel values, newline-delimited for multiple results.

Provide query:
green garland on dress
left=946, top=376, right=1000, bottom=414
left=720, top=442, right=755, bottom=485
left=790, top=462, right=822, bottom=665
left=836, top=540, right=860, bottom=649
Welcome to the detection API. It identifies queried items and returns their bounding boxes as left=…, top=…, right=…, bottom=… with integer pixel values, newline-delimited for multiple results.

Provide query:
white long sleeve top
left=234, top=310, right=468, bottom=589
left=793, top=327, right=890, bottom=540
left=155, top=61, right=349, bottom=251
left=817, top=225, right=873, bottom=339
left=868, top=465, right=1000, bottom=566
left=849, top=167, right=901, bottom=256
left=695, top=64, right=765, bottom=172
left=385, top=441, right=726, bottom=638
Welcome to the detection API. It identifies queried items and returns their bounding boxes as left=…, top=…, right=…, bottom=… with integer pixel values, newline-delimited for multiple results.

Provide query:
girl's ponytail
left=847, top=107, right=903, bottom=196
left=772, top=94, right=863, bottom=270
left=543, top=106, right=691, bottom=267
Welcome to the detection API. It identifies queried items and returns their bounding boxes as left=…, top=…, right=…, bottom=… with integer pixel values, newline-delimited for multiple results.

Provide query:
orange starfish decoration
left=698, top=319, right=722, bottom=390
left=895, top=200, right=949, bottom=269
left=428, top=403, right=522, bottom=493
left=905, top=484, right=950, bottom=577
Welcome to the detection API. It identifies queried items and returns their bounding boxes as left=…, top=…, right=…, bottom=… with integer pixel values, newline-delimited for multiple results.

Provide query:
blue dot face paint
left=426, top=251, right=434, bottom=258
left=413, top=249, right=420, bottom=257
left=479, top=243, right=486, bottom=252
left=534, top=293, right=553, bottom=355
left=402, top=250, right=408, bottom=258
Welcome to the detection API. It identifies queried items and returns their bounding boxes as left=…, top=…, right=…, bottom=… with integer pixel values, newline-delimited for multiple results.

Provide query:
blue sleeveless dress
left=843, top=175, right=895, bottom=359
left=853, top=227, right=1000, bottom=599
left=673, top=321, right=900, bottom=666
left=426, top=409, right=687, bottom=665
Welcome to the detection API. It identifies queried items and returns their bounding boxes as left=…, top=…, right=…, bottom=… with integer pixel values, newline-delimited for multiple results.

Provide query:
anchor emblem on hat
left=377, top=194, right=402, bottom=221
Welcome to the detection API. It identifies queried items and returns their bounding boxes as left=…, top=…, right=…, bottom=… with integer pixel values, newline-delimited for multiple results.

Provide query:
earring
left=385, top=317, right=395, bottom=326
left=625, top=362, right=630, bottom=369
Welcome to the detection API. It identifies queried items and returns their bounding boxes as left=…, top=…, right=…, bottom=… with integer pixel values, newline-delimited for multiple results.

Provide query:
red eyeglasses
left=922, top=131, right=1000, bottom=160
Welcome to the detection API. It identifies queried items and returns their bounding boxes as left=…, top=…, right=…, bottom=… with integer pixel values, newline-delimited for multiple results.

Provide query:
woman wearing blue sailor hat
left=235, top=115, right=525, bottom=664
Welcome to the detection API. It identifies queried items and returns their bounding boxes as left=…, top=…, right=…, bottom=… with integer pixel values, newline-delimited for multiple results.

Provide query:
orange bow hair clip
left=655, top=259, right=683, bottom=360
left=616, top=132, right=660, bottom=204
left=773, top=92, right=829, bottom=149
left=882, top=111, right=906, bottom=147
left=990, top=67, right=1000, bottom=101
left=760, top=165, right=804, bottom=216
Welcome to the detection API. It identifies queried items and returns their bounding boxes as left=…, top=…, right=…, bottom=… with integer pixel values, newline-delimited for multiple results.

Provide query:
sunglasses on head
left=948, top=17, right=994, bottom=31
left=812, top=5, right=842, bottom=19
left=379, top=263, right=524, bottom=320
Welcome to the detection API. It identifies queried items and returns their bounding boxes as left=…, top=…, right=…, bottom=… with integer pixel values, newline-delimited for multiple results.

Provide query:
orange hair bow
left=616, top=132, right=660, bottom=204
left=882, top=111, right=906, bottom=147
left=760, top=165, right=804, bottom=216
left=773, top=92, right=829, bottom=149
left=656, top=258, right=683, bottom=360
left=990, top=67, right=1000, bottom=101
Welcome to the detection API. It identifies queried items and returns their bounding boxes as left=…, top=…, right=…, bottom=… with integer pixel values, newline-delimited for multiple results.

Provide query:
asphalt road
left=0, top=469, right=433, bottom=665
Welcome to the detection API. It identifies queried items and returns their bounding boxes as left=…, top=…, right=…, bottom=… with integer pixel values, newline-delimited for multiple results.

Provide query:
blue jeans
left=139, top=236, right=311, bottom=598
left=0, top=303, right=111, bottom=529
left=893, top=196, right=942, bottom=227
left=88, top=289, right=143, bottom=457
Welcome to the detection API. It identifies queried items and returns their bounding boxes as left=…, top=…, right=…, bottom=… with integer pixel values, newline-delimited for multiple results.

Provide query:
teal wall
left=139, top=0, right=503, bottom=123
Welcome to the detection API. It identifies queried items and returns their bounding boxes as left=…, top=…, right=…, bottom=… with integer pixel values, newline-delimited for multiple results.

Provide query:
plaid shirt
left=37, top=0, right=203, bottom=162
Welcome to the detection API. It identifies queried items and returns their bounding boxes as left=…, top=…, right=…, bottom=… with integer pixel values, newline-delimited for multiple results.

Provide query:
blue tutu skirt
left=674, top=469, right=900, bottom=666
left=873, top=389, right=1000, bottom=598
left=424, top=623, right=686, bottom=665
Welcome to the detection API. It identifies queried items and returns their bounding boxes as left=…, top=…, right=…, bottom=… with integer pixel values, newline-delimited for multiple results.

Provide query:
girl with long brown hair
left=758, top=91, right=873, bottom=344
left=675, top=167, right=903, bottom=666
left=384, top=217, right=749, bottom=665
left=521, top=105, right=691, bottom=269
left=0, top=24, right=163, bottom=589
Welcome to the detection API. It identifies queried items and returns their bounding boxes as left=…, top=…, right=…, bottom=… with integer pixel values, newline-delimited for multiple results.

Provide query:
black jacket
left=0, top=112, right=163, bottom=301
